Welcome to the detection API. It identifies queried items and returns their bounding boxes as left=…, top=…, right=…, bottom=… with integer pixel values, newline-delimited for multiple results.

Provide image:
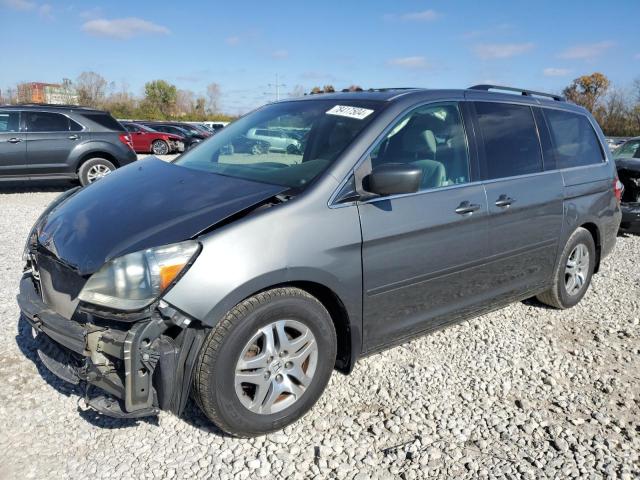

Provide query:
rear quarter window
left=544, top=109, right=604, bottom=168
left=81, top=113, right=125, bottom=131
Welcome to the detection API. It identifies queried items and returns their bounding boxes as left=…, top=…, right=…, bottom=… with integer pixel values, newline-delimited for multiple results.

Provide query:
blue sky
left=1, top=0, right=639, bottom=114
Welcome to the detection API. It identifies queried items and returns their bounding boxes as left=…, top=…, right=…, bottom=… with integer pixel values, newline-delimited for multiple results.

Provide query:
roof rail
left=469, top=84, right=565, bottom=102
left=14, top=103, right=97, bottom=109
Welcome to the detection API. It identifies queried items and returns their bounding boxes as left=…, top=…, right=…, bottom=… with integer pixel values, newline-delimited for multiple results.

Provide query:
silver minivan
left=19, top=86, right=622, bottom=437
left=246, top=127, right=302, bottom=153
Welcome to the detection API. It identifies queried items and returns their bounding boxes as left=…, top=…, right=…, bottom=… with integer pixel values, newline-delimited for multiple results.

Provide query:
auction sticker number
left=326, top=105, right=374, bottom=120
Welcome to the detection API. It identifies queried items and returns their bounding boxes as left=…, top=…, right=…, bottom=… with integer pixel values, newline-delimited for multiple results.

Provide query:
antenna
left=266, top=73, right=286, bottom=101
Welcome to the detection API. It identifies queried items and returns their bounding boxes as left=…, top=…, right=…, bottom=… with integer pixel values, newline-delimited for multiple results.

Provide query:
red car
left=122, top=122, right=184, bottom=155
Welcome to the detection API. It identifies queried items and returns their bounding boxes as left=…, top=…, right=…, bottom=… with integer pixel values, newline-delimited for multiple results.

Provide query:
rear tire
left=194, top=287, right=337, bottom=437
left=78, top=158, right=116, bottom=186
left=536, top=227, right=596, bottom=309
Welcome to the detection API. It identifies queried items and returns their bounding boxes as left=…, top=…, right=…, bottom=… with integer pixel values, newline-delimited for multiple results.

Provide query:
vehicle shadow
left=521, top=297, right=556, bottom=310
left=0, top=180, right=77, bottom=194
left=15, top=315, right=158, bottom=430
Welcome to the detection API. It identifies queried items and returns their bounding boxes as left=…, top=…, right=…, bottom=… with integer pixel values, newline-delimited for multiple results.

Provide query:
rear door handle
left=7, top=137, right=22, bottom=143
left=68, top=134, right=79, bottom=140
left=495, top=194, right=515, bottom=208
left=455, top=201, right=481, bottom=215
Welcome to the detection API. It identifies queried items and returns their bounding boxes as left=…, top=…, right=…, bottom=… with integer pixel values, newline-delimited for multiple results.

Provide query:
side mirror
left=365, top=163, right=422, bottom=196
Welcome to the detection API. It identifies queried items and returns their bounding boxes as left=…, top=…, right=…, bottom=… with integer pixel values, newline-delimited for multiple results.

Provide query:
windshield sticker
left=326, top=105, right=374, bottom=120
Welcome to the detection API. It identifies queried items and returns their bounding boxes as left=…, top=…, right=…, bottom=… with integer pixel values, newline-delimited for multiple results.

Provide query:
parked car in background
left=247, top=127, right=302, bottom=153
left=220, top=135, right=269, bottom=155
left=614, top=137, right=640, bottom=234
left=139, top=123, right=205, bottom=150
left=613, top=137, right=640, bottom=160
left=18, top=85, right=621, bottom=437
left=0, top=105, right=136, bottom=185
left=122, top=122, right=184, bottom=155
left=606, top=137, right=629, bottom=151
left=202, top=121, right=229, bottom=132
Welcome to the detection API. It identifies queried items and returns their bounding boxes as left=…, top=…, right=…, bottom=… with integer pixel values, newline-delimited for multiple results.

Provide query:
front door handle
left=495, top=194, right=515, bottom=208
left=455, top=201, right=481, bottom=215
left=68, top=134, right=79, bottom=140
left=7, top=137, right=22, bottom=143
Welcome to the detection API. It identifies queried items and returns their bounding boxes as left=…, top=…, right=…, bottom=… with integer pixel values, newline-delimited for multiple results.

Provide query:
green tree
left=143, top=80, right=177, bottom=118
left=562, top=72, right=610, bottom=113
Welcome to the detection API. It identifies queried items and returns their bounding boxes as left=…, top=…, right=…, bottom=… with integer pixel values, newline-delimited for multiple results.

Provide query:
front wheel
left=151, top=139, right=169, bottom=155
left=193, top=287, right=337, bottom=437
left=78, top=158, right=116, bottom=186
left=536, top=227, right=596, bottom=309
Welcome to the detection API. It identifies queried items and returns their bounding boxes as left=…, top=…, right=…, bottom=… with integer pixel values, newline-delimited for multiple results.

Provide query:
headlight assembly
left=78, top=240, right=200, bottom=311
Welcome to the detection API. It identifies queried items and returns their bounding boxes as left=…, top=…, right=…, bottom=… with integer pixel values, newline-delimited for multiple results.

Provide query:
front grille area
left=35, top=252, right=87, bottom=319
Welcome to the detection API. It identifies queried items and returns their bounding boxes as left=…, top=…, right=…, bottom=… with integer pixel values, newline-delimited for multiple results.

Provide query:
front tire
left=78, top=158, right=116, bottom=186
left=536, top=227, right=596, bottom=309
left=151, top=139, right=169, bottom=155
left=194, top=287, right=337, bottom=437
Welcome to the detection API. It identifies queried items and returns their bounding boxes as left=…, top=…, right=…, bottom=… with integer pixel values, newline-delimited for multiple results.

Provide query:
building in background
left=17, top=79, right=78, bottom=105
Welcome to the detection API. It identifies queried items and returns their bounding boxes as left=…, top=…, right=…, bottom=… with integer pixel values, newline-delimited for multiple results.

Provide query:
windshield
left=173, top=99, right=382, bottom=190
left=614, top=139, right=640, bottom=159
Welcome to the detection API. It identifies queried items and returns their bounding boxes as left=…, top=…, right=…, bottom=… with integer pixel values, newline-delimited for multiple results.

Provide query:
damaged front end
left=617, top=160, right=640, bottom=234
left=18, top=262, right=206, bottom=419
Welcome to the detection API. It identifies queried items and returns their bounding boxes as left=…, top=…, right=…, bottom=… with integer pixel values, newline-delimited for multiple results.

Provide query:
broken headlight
left=78, top=240, right=200, bottom=311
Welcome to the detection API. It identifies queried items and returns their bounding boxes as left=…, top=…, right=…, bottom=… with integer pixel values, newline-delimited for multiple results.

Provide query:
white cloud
left=225, top=35, right=240, bottom=46
left=543, top=67, right=572, bottom=77
left=558, top=41, right=614, bottom=60
left=1, top=0, right=36, bottom=10
left=38, top=3, right=52, bottom=19
left=400, top=10, right=439, bottom=21
left=387, top=56, right=429, bottom=69
left=271, top=49, right=289, bottom=59
left=473, top=42, right=534, bottom=59
left=82, top=17, right=170, bottom=40
left=384, top=9, right=440, bottom=22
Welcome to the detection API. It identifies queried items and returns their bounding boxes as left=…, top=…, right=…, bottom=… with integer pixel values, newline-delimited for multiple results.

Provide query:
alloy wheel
left=564, top=243, right=589, bottom=296
left=86, top=164, right=112, bottom=183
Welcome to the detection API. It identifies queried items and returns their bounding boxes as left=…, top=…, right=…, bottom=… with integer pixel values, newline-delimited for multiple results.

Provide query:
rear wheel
left=194, top=287, right=337, bottom=437
left=151, top=139, right=169, bottom=155
left=78, top=158, right=116, bottom=186
left=536, top=227, right=596, bottom=309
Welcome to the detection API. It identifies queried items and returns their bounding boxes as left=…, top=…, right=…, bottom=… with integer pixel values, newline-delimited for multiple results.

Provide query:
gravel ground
left=0, top=182, right=638, bottom=479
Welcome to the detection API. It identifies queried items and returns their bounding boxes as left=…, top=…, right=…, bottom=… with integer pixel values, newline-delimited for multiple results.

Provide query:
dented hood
left=37, top=157, right=287, bottom=275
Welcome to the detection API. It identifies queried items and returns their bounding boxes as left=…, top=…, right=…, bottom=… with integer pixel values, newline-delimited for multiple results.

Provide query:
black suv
left=0, top=105, right=137, bottom=186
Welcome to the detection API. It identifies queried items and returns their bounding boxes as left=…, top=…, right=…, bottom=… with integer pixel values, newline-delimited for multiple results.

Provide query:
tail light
left=119, top=133, right=134, bottom=150
left=614, top=177, right=624, bottom=204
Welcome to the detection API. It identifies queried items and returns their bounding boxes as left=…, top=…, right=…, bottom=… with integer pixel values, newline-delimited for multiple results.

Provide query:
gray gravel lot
left=0, top=180, right=638, bottom=479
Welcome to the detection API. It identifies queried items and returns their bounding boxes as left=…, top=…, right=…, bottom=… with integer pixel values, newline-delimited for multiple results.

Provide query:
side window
left=26, top=112, right=70, bottom=132
left=474, top=102, right=542, bottom=179
left=370, top=102, right=471, bottom=190
left=0, top=112, right=20, bottom=132
left=544, top=109, right=604, bottom=168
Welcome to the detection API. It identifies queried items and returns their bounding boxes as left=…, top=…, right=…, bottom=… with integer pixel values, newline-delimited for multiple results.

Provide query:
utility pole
left=267, top=74, right=286, bottom=101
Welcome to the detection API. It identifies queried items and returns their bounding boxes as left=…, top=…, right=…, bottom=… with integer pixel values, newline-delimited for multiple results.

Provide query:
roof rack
left=469, top=84, right=565, bottom=102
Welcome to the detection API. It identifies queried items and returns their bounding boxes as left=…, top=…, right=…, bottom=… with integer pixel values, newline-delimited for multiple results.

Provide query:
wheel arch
left=579, top=221, right=601, bottom=273
left=76, top=150, right=119, bottom=171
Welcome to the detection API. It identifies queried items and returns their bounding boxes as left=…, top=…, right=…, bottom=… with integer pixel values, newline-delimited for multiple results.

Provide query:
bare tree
left=206, top=83, right=221, bottom=113
left=176, top=89, right=195, bottom=116
left=75, top=71, right=108, bottom=107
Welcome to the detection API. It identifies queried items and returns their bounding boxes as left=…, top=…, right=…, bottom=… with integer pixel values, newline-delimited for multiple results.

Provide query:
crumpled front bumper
left=620, top=202, right=640, bottom=234
left=17, top=273, right=205, bottom=419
